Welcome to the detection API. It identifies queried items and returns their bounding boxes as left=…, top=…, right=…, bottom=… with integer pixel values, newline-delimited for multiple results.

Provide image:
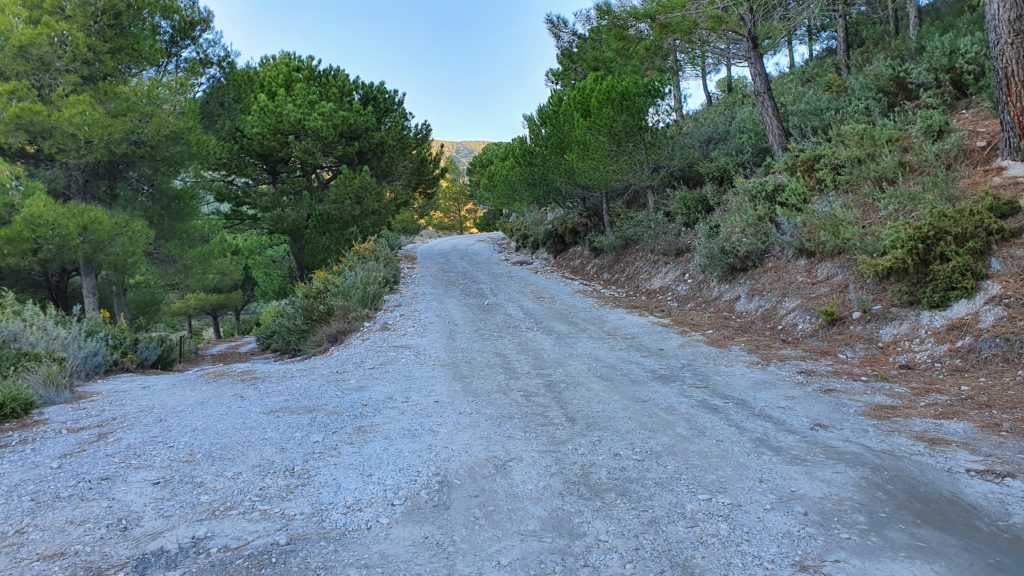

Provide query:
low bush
left=795, top=200, right=861, bottom=257
left=96, top=324, right=178, bottom=372
left=0, top=382, right=35, bottom=421
left=503, top=208, right=594, bottom=255
left=0, top=348, right=64, bottom=378
left=475, top=208, right=506, bottom=232
left=589, top=204, right=692, bottom=252
left=388, top=208, right=422, bottom=236
left=919, top=30, right=990, bottom=99
left=18, top=359, right=74, bottom=405
left=0, top=291, right=110, bottom=380
left=858, top=197, right=1017, bottom=309
left=589, top=209, right=690, bottom=256
left=696, top=194, right=775, bottom=278
left=874, top=172, right=961, bottom=218
left=255, top=235, right=403, bottom=356
left=150, top=336, right=179, bottom=371
left=670, top=186, right=715, bottom=228
left=0, top=290, right=179, bottom=420
left=817, top=302, right=840, bottom=327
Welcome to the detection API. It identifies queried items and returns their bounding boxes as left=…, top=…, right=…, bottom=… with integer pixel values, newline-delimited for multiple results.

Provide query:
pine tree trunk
left=836, top=2, right=851, bottom=79
left=725, top=58, right=734, bottom=94
left=45, top=268, right=72, bottom=313
left=646, top=189, right=656, bottom=212
left=986, top=0, right=1024, bottom=161
left=601, top=191, right=611, bottom=232
left=289, top=238, right=308, bottom=282
left=742, top=15, right=790, bottom=160
left=670, top=50, right=684, bottom=123
left=112, top=284, right=130, bottom=325
left=889, top=0, right=901, bottom=37
left=907, top=0, right=920, bottom=38
left=187, top=314, right=193, bottom=338
left=700, top=51, right=713, bottom=108
left=211, top=314, right=223, bottom=340
left=233, top=310, right=241, bottom=335
left=79, top=259, right=100, bottom=317
left=806, top=20, right=815, bottom=58
left=787, top=33, right=796, bottom=69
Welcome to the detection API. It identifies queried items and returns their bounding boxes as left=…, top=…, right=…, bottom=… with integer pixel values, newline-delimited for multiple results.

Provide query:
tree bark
left=742, top=14, right=790, bottom=160
left=601, top=191, right=611, bottom=232
left=233, top=309, right=241, bottom=335
left=187, top=314, right=193, bottom=338
left=670, top=50, right=685, bottom=122
left=888, top=0, right=901, bottom=37
left=806, top=20, right=815, bottom=59
left=111, top=284, right=130, bottom=325
left=724, top=57, right=734, bottom=94
left=44, top=267, right=72, bottom=313
left=700, top=51, right=713, bottom=108
left=907, top=0, right=920, bottom=38
left=787, top=32, right=796, bottom=70
left=646, top=189, right=656, bottom=212
left=79, top=259, right=100, bottom=317
left=986, top=0, right=1024, bottom=161
left=289, top=238, right=308, bottom=282
left=210, top=314, right=222, bottom=340
left=836, top=2, right=851, bottom=79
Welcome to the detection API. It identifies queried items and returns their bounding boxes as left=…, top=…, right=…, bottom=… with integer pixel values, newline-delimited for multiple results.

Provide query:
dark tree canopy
left=202, top=52, right=443, bottom=279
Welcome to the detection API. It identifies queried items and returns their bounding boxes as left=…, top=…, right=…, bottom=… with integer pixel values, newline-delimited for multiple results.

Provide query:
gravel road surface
left=2, top=233, right=1022, bottom=575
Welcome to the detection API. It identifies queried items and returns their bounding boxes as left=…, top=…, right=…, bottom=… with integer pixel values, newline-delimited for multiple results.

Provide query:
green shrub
left=858, top=199, right=1014, bottom=309
left=0, top=348, right=64, bottom=378
left=17, top=359, right=74, bottom=405
left=588, top=230, right=628, bottom=253
left=388, top=208, right=422, bottom=236
left=0, top=291, right=110, bottom=380
left=100, top=325, right=142, bottom=371
left=475, top=208, right=506, bottom=232
left=809, top=122, right=907, bottom=194
left=911, top=108, right=952, bottom=143
left=919, top=31, right=989, bottom=99
left=848, top=58, right=920, bottom=112
left=698, top=158, right=739, bottom=189
left=736, top=176, right=814, bottom=212
left=254, top=301, right=306, bottom=355
left=589, top=208, right=691, bottom=256
left=797, top=201, right=860, bottom=256
left=150, top=337, right=179, bottom=371
left=373, top=230, right=410, bottom=253
left=503, top=208, right=593, bottom=256
left=0, top=383, right=36, bottom=421
left=135, top=334, right=177, bottom=370
left=670, top=186, right=715, bottom=228
left=255, top=235, right=402, bottom=356
left=875, top=172, right=960, bottom=217
left=696, top=196, right=774, bottom=277
left=94, top=325, right=176, bottom=372
left=982, top=191, right=1023, bottom=219
left=816, top=302, right=840, bottom=327
left=503, top=209, right=547, bottom=251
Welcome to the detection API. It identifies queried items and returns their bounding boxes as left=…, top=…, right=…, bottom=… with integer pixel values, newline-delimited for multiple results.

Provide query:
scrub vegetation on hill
left=469, top=0, right=1023, bottom=312
left=0, top=0, right=444, bottom=420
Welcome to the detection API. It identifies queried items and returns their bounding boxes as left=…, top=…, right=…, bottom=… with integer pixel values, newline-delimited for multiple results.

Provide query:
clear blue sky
left=202, top=0, right=589, bottom=142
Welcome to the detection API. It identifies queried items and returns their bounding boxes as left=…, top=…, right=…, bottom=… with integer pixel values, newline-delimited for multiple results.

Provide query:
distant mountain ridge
left=432, top=140, right=491, bottom=170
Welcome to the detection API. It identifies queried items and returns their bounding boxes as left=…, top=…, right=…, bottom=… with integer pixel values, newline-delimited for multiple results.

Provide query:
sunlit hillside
left=432, top=140, right=491, bottom=170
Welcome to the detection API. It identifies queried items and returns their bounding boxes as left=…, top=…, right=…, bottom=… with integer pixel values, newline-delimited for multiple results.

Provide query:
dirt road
left=2, top=233, right=1022, bottom=575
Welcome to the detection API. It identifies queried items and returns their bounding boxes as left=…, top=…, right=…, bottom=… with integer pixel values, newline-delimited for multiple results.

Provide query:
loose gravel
left=1, top=233, right=1022, bottom=575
